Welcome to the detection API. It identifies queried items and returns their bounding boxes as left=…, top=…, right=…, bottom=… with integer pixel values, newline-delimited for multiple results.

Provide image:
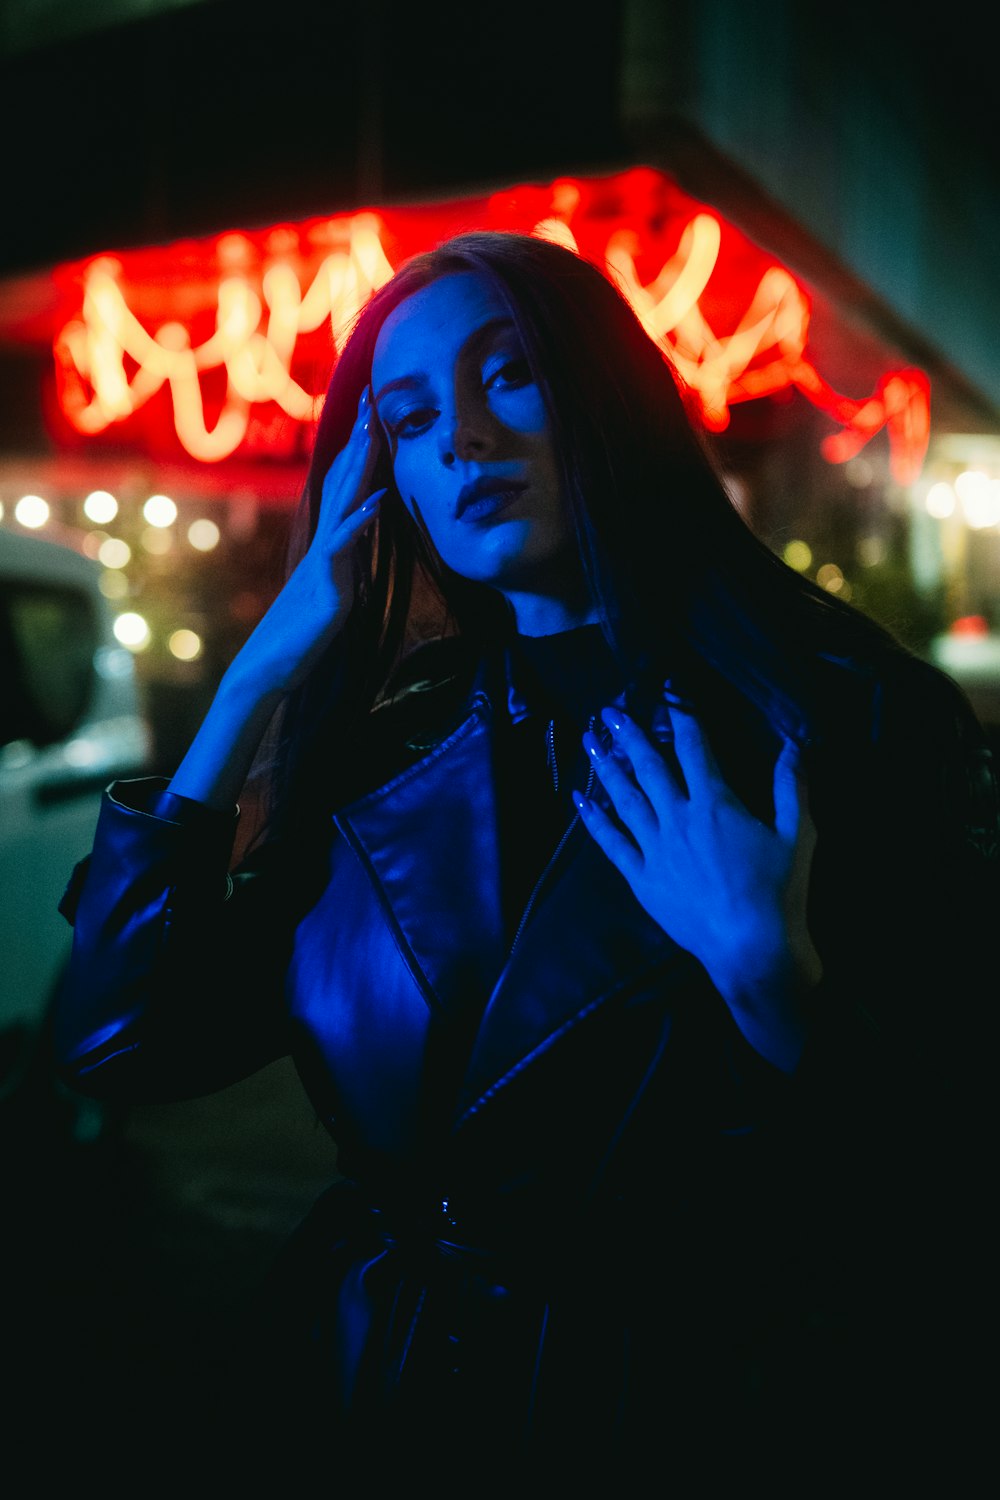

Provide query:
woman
left=55, top=232, right=997, bottom=1480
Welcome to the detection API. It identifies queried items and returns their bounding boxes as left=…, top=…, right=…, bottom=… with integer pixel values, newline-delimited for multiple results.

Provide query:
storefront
left=1, top=164, right=997, bottom=760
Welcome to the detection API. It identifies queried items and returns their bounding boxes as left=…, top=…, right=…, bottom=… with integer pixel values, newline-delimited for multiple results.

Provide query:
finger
left=582, top=729, right=659, bottom=846
left=571, top=788, right=644, bottom=882
left=649, top=701, right=725, bottom=801
left=598, top=706, right=684, bottom=813
left=317, top=388, right=379, bottom=540
left=330, top=488, right=386, bottom=545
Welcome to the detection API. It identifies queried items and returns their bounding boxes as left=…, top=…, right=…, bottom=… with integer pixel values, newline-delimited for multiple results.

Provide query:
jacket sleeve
left=52, top=776, right=300, bottom=1104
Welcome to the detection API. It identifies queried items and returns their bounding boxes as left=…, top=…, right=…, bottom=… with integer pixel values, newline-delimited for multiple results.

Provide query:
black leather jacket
left=54, top=632, right=999, bottom=1477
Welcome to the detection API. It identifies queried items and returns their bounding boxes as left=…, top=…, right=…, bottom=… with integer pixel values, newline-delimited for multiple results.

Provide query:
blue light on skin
left=372, top=276, right=817, bottom=1076
left=370, top=272, right=598, bottom=638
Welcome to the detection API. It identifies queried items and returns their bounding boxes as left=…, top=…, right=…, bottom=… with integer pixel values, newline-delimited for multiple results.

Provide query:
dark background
left=1, top=1, right=996, bottom=1476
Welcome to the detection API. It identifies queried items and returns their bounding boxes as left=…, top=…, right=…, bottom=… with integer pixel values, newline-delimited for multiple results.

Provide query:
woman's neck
left=503, top=591, right=600, bottom=638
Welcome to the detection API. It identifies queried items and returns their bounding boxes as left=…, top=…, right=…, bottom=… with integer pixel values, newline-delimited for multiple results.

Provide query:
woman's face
left=371, top=272, right=583, bottom=610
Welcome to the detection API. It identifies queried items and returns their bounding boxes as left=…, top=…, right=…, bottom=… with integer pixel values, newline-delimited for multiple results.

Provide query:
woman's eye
left=388, top=408, right=435, bottom=439
left=485, top=357, right=532, bottom=390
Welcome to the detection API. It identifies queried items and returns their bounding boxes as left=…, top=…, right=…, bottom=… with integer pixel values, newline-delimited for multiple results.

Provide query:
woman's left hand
left=576, top=703, right=822, bottom=1070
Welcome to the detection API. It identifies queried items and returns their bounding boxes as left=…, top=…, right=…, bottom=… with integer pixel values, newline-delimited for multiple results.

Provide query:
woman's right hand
left=226, top=386, right=386, bottom=699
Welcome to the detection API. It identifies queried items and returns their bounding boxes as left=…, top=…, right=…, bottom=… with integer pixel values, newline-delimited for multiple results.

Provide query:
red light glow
left=950, top=615, right=990, bottom=636
left=43, top=169, right=929, bottom=480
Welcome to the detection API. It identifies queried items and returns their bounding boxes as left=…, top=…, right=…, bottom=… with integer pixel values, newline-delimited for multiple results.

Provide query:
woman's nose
left=440, top=402, right=494, bottom=466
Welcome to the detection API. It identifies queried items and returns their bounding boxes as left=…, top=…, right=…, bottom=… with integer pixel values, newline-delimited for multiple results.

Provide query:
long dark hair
left=253, top=229, right=906, bottom=846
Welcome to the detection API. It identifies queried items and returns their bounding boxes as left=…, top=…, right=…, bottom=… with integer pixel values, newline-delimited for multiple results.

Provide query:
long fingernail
left=571, top=790, right=591, bottom=813
left=593, top=720, right=614, bottom=754
left=582, top=730, right=609, bottom=761
left=649, top=705, right=675, bottom=744
left=662, top=679, right=694, bottom=709
left=600, top=706, right=624, bottom=734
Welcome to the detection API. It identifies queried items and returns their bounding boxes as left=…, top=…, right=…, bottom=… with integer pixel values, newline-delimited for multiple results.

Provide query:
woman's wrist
left=215, top=658, right=287, bottom=720
left=711, top=932, right=823, bottom=1074
left=167, top=669, right=285, bottom=813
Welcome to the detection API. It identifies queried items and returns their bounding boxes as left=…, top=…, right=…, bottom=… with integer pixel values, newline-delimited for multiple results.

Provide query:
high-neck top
left=495, top=624, right=626, bottom=946
left=509, top=622, right=625, bottom=730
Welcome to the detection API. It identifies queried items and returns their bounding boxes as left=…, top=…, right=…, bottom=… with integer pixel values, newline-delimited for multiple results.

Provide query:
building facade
left=2, top=0, right=998, bottom=756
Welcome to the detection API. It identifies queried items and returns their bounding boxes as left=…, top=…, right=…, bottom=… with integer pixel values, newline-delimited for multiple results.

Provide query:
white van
left=0, top=526, right=152, bottom=1136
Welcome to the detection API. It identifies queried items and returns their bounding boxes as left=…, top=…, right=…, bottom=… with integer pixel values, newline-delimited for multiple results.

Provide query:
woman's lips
left=457, top=482, right=528, bottom=522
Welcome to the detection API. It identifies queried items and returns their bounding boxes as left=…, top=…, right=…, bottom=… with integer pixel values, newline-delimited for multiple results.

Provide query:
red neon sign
left=47, top=168, right=929, bottom=482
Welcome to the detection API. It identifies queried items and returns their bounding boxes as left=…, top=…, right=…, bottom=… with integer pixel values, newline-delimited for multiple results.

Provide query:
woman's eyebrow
left=468, top=315, right=516, bottom=349
left=373, top=374, right=423, bottom=403
left=373, top=317, right=516, bottom=404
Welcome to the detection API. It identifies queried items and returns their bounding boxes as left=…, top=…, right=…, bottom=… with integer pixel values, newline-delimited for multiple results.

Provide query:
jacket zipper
left=507, top=811, right=581, bottom=961
left=508, top=711, right=598, bottom=960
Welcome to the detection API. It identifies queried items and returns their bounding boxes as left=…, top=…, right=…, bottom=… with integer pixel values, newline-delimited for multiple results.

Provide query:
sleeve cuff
left=102, top=775, right=240, bottom=883
left=107, top=776, right=240, bottom=829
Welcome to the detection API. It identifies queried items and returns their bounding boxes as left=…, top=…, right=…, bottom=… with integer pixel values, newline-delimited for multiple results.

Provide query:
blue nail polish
left=583, top=730, right=607, bottom=761
left=571, top=789, right=589, bottom=813
left=601, top=706, right=623, bottom=734
left=649, top=704, right=675, bottom=744
left=662, top=679, right=694, bottom=709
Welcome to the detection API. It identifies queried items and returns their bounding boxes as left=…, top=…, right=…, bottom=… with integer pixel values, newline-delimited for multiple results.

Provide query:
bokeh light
left=141, top=526, right=174, bottom=555
left=99, top=571, right=129, bottom=599
left=113, top=611, right=150, bottom=650
left=98, top=537, right=131, bottom=569
left=925, top=482, right=956, bottom=519
left=188, top=518, right=221, bottom=551
left=857, top=535, right=886, bottom=566
left=15, top=495, right=49, bottom=528
left=168, top=629, right=203, bottom=661
left=84, top=489, right=118, bottom=523
left=82, top=530, right=108, bottom=558
left=143, top=494, right=178, bottom=527
left=783, top=539, right=812, bottom=572
left=956, top=471, right=1000, bottom=529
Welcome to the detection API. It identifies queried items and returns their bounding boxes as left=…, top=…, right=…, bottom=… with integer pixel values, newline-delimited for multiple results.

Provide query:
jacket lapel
left=333, top=698, right=507, bottom=1021
left=456, top=810, right=694, bottom=1119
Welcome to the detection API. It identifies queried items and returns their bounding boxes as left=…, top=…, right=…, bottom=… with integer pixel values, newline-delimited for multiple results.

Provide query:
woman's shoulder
left=811, top=636, right=999, bottom=859
left=811, top=636, right=987, bottom=751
